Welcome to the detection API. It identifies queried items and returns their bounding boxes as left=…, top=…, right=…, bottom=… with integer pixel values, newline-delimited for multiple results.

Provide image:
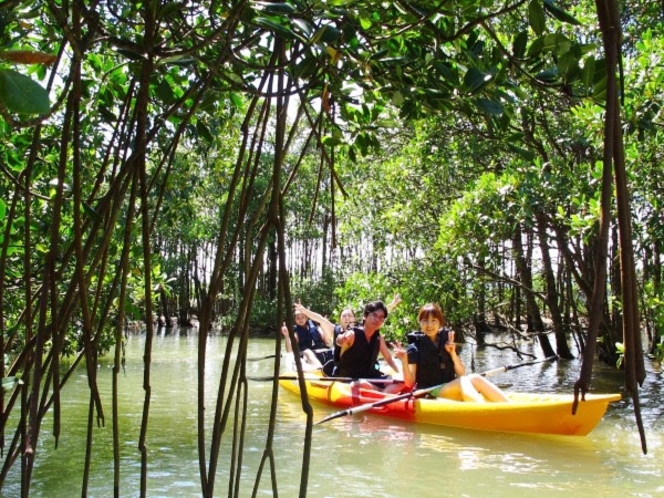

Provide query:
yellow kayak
left=278, top=373, right=621, bottom=436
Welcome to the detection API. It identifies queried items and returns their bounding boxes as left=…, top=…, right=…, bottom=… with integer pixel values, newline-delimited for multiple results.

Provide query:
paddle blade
left=314, top=409, right=350, bottom=426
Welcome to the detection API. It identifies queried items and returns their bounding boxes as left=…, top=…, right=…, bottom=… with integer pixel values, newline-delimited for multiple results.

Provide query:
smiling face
left=416, top=303, right=446, bottom=338
left=419, top=315, right=441, bottom=338
left=364, top=310, right=386, bottom=333
left=339, top=309, right=356, bottom=329
left=294, top=312, right=307, bottom=327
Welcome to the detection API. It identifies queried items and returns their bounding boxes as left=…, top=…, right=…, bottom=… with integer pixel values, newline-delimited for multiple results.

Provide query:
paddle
left=248, top=374, right=403, bottom=385
left=478, top=355, right=558, bottom=377
left=247, top=348, right=331, bottom=362
left=314, top=355, right=558, bottom=426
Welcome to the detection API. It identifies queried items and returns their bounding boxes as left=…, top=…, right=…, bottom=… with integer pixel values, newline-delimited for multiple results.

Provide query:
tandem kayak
left=278, top=373, right=622, bottom=436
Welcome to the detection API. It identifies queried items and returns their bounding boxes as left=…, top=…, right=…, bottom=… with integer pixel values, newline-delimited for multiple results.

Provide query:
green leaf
left=392, top=91, right=404, bottom=106
left=580, top=56, right=596, bottom=88
left=156, top=79, right=175, bottom=104
left=312, top=24, right=340, bottom=44
left=254, top=17, right=297, bottom=39
left=557, top=51, right=579, bottom=79
left=292, top=18, right=313, bottom=37
left=434, top=61, right=458, bottom=85
left=98, top=106, right=117, bottom=123
left=474, top=98, right=503, bottom=116
left=528, top=0, right=546, bottom=36
left=464, top=68, right=491, bottom=93
left=512, top=31, right=528, bottom=58
left=535, top=67, right=559, bottom=83
left=507, top=143, right=535, bottom=161
left=0, top=69, right=50, bottom=115
left=542, top=33, right=571, bottom=55
left=543, top=0, right=581, bottom=25
left=322, top=128, right=344, bottom=147
left=83, top=202, right=102, bottom=223
left=229, top=92, right=244, bottom=108
left=592, top=76, right=607, bottom=103
left=196, top=120, right=213, bottom=143
left=116, top=48, right=146, bottom=61
left=348, top=145, right=357, bottom=162
left=253, top=2, right=296, bottom=15
left=159, top=55, right=195, bottom=66
left=159, top=2, right=183, bottom=19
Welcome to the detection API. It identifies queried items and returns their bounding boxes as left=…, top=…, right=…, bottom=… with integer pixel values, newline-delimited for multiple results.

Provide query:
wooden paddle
left=314, top=355, right=558, bottom=425
left=247, top=348, right=332, bottom=362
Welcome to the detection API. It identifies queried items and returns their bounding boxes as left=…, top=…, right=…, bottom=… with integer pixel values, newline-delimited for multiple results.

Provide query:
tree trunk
left=535, top=212, right=573, bottom=359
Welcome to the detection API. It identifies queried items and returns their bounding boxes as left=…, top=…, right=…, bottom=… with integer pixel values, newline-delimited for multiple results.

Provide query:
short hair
left=363, top=300, right=388, bottom=319
left=417, top=303, right=446, bottom=327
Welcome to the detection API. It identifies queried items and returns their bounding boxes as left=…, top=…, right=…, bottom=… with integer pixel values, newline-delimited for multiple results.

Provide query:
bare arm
left=294, top=302, right=334, bottom=346
left=336, top=329, right=355, bottom=356
left=392, top=341, right=416, bottom=388
left=386, top=293, right=402, bottom=313
left=379, top=336, right=400, bottom=373
left=280, top=322, right=294, bottom=353
left=445, top=331, right=465, bottom=376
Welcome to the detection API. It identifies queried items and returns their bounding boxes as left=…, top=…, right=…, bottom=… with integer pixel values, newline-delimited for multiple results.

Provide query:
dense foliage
left=0, top=0, right=661, bottom=495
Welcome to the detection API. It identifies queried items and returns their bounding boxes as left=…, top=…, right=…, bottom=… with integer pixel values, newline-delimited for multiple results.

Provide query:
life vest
left=406, top=329, right=456, bottom=388
left=295, top=320, right=327, bottom=351
left=332, top=324, right=345, bottom=364
left=335, top=325, right=382, bottom=378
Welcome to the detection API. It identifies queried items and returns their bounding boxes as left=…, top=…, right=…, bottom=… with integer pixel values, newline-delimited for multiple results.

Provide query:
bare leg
left=301, top=349, right=323, bottom=371
left=382, top=382, right=406, bottom=394
left=436, top=375, right=509, bottom=402
left=437, top=377, right=485, bottom=402
left=436, top=378, right=466, bottom=401
left=468, top=374, right=509, bottom=402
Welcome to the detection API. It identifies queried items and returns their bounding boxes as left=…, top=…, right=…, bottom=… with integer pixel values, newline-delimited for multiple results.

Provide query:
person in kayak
left=334, top=300, right=401, bottom=391
left=393, top=303, right=509, bottom=402
left=288, top=304, right=352, bottom=375
left=280, top=304, right=334, bottom=371
left=290, top=297, right=403, bottom=377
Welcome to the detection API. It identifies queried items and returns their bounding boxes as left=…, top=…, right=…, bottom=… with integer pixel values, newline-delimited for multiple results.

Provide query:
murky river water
left=2, top=329, right=662, bottom=497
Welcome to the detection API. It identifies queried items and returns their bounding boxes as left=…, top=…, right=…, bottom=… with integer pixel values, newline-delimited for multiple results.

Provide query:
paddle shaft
left=334, top=384, right=439, bottom=416
left=250, top=374, right=402, bottom=385
left=480, top=355, right=558, bottom=377
left=248, top=348, right=331, bottom=362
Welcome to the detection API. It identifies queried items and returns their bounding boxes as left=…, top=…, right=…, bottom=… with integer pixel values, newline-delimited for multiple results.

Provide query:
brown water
left=2, top=331, right=662, bottom=497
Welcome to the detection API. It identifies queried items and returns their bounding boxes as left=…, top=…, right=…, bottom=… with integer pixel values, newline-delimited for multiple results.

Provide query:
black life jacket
left=295, top=320, right=327, bottom=351
left=332, top=324, right=345, bottom=364
left=335, top=325, right=382, bottom=378
left=406, top=328, right=456, bottom=388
